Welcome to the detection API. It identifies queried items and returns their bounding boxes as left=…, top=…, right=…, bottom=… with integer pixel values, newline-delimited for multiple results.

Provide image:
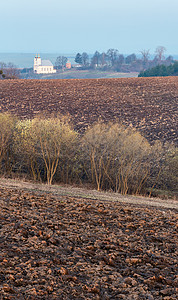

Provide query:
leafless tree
left=140, top=49, right=150, bottom=63
left=1, top=62, right=20, bottom=79
left=55, top=56, right=68, bottom=69
left=80, top=121, right=154, bottom=194
left=106, top=49, right=119, bottom=67
left=155, top=46, right=166, bottom=62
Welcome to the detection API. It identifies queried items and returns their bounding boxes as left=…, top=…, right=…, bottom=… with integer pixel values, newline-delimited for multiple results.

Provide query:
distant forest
left=138, top=61, right=178, bottom=77
left=70, top=46, right=175, bottom=73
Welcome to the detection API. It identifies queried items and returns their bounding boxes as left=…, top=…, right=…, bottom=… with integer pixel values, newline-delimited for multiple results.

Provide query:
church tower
left=33, top=54, right=56, bottom=74
left=34, top=54, right=42, bottom=72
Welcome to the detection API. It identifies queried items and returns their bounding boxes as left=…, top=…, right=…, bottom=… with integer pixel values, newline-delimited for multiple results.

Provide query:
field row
left=0, top=77, right=177, bottom=143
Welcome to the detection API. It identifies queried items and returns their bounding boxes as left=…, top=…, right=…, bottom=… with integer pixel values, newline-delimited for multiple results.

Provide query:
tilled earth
left=0, top=77, right=178, bottom=144
left=0, top=187, right=178, bottom=299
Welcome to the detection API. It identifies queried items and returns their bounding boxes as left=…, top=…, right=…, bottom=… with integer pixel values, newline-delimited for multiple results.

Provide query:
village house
left=66, top=60, right=72, bottom=69
left=33, top=54, right=56, bottom=74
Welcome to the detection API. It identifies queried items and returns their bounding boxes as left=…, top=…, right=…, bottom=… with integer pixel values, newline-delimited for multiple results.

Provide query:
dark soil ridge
left=0, top=77, right=178, bottom=144
left=0, top=178, right=177, bottom=210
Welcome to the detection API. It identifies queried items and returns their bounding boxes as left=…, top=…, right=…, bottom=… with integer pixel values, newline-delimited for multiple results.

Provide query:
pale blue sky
left=1, top=0, right=178, bottom=55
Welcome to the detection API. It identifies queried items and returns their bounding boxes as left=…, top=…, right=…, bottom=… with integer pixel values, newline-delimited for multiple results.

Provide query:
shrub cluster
left=138, top=61, right=178, bottom=77
left=0, top=113, right=177, bottom=197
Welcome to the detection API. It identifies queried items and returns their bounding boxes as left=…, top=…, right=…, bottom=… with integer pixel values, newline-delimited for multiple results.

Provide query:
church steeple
left=34, top=53, right=42, bottom=72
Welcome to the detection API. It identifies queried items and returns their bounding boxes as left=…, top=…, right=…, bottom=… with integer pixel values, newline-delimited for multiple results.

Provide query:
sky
left=1, top=0, right=178, bottom=55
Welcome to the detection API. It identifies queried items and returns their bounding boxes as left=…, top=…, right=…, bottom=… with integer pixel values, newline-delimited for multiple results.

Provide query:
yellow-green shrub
left=80, top=121, right=154, bottom=194
left=13, top=116, right=77, bottom=184
left=0, top=113, right=17, bottom=173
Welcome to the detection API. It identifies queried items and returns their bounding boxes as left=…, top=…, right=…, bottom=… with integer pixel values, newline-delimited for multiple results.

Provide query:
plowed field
left=0, top=180, right=178, bottom=299
left=0, top=77, right=177, bottom=143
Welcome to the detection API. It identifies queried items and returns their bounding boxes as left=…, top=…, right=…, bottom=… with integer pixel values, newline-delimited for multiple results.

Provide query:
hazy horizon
left=1, top=52, right=178, bottom=69
left=1, top=0, right=178, bottom=55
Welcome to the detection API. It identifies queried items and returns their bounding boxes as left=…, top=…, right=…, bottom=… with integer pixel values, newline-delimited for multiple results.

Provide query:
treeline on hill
left=70, top=46, right=174, bottom=73
left=138, top=61, right=178, bottom=77
left=0, top=113, right=177, bottom=197
left=0, top=46, right=176, bottom=78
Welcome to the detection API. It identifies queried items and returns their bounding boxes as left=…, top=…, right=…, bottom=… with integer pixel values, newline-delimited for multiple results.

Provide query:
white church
left=33, top=54, right=56, bottom=74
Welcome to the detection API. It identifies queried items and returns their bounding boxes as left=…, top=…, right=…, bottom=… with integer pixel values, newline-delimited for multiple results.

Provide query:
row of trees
left=54, top=53, right=90, bottom=69
left=138, top=61, right=178, bottom=77
left=1, top=46, right=175, bottom=78
left=73, top=46, right=174, bottom=72
left=0, top=113, right=177, bottom=196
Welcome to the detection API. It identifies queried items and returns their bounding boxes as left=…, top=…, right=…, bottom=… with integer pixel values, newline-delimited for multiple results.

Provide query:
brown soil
left=0, top=77, right=178, bottom=144
left=0, top=179, right=177, bottom=299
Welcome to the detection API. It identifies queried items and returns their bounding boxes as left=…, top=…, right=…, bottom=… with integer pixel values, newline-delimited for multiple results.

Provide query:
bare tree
left=80, top=121, right=153, bottom=194
left=155, top=46, right=166, bottom=62
left=0, top=62, right=20, bottom=79
left=141, top=49, right=150, bottom=61
left=140, top=49, right=150, bottom=67
left=106, top=49, right=119, bottom=67
left=55, top=56, right=68, bottom=69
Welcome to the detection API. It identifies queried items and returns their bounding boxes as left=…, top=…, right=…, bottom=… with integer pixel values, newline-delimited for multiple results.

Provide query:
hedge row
left=0, top=113, right=177, bottom=196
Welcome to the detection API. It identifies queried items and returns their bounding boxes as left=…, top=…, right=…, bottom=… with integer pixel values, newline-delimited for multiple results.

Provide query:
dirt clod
left=0, top=185, right=177, bottom=299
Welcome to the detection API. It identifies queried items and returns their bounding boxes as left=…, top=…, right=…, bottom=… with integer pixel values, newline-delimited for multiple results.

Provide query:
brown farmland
left=0, top=77, right=178, bottom=143
left=0, top=181, right=178, bottom=299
